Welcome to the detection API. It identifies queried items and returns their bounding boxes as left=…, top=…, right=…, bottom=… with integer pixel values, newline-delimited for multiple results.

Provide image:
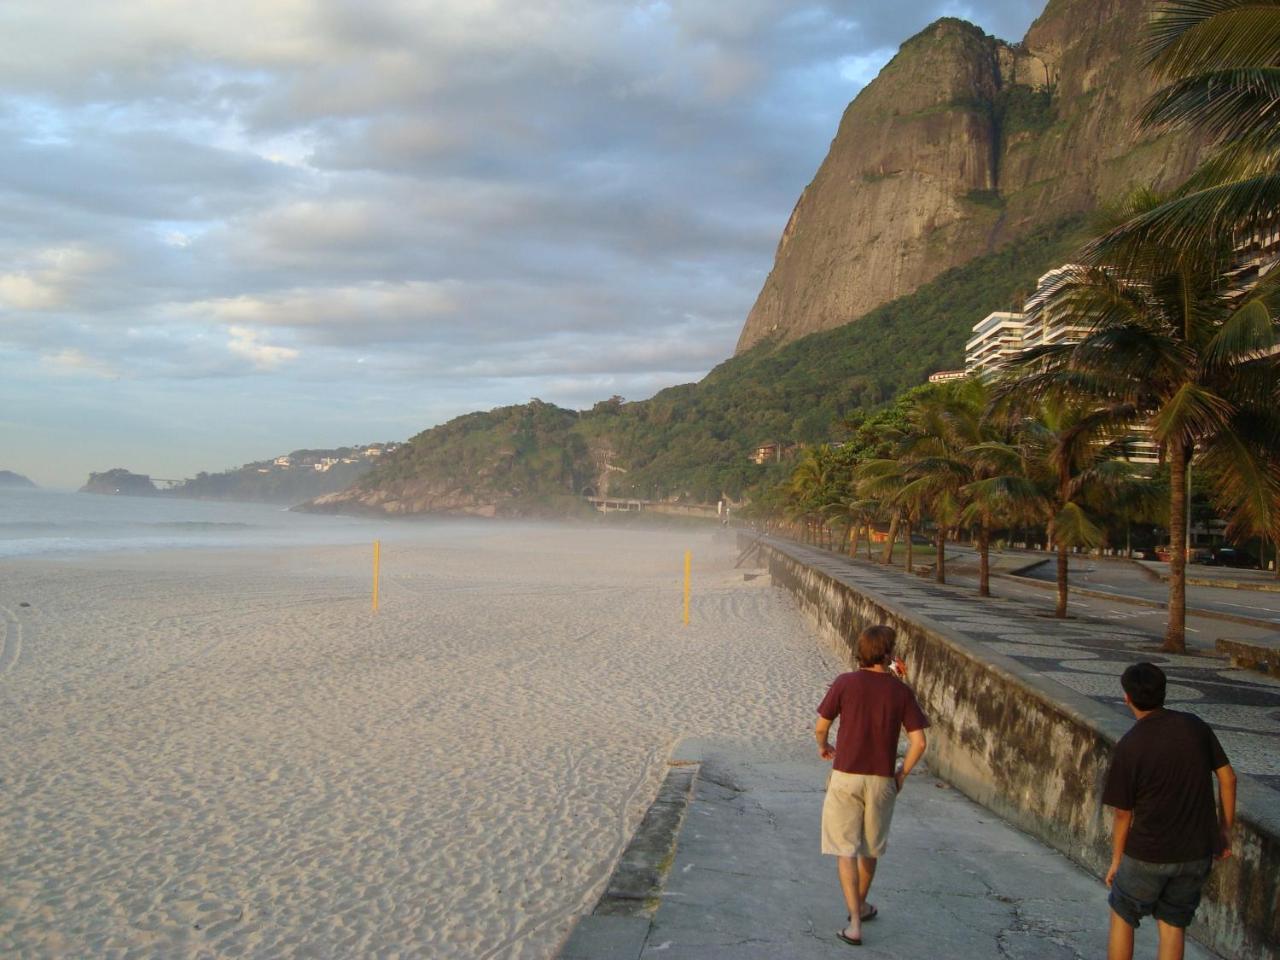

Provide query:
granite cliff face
left=735, top=0, right=1207, bottom=353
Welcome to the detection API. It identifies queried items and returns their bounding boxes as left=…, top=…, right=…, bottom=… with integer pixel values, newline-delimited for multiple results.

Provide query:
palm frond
left=1141, top=67, right=1280, bottom=142
left=1199, top=409, right=1280, bottom=539
left=1051, top=501, right=1107, bottom=549
left=1151, top=381, right=1237, bottom=444
left=1146, top=2, right=1280, bottom=75
left=1090, top=171, right=1280, bottom=252
left=1204, top=296, right=1278, bottom=365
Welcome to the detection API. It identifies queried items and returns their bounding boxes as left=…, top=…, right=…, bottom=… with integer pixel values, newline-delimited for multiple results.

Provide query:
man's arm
left=895, top=728, right=926, bottom=792
left=1105, top=808, right=1133, bottom=886
left=1215, top=763, right=1237, bottom=860
left=815, top=716, right=835, bottom=761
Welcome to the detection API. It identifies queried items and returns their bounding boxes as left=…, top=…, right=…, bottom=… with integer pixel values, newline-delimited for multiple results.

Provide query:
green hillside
left=589, top=215, right=1088, bottom=502
left=352, top=215, right=1087, bottom=514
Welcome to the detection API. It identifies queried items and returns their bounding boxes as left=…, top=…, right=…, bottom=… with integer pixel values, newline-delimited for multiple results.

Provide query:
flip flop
left=837, top=930, right=862, bottom=947
left=846, top=905, right=878, bottom=922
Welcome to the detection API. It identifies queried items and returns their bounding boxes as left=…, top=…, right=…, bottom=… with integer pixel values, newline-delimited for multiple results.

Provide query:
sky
left=0, top=1, right=1043, bottom=488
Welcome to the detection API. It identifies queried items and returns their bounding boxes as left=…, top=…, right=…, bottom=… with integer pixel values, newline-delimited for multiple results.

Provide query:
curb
left=557, top=740, right=702, bottom=959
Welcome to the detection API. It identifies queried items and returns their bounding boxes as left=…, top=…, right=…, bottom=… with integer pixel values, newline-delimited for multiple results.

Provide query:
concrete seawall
left=749, top=535, right=1279, bottom=960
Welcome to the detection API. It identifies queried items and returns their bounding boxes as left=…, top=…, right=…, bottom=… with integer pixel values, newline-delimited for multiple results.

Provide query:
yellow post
left=372, top=540, right=381, bottom=612
left=683, top=550, right=691, bottom=626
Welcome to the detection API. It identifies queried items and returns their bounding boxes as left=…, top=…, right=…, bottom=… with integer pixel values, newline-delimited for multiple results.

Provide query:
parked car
left=1205, top=548, right=1259, bottom=568
left=1154, top=546, right=1213, bottom=563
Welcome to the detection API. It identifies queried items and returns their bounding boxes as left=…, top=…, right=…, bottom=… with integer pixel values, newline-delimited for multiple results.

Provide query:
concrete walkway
left=562, top=739, right=1219, bottom=959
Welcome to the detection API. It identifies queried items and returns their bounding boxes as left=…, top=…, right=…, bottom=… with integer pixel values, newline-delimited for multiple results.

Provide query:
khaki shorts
left=821, top=770, right=898, bottom=858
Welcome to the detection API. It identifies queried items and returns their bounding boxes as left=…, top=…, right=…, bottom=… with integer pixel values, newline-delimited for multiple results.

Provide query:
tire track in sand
left=0, top=603, right=23, bottom=676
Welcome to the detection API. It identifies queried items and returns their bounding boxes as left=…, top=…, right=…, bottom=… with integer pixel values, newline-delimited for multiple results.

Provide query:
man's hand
left=819, top=743, right=835, bottom=761
left=1215, top=826, right=1233, bottom=861
left=1105, top=859, right=1121, bottom=887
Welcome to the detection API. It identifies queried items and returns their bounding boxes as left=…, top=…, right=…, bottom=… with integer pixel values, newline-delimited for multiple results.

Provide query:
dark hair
left=857, top=625, right=896, bottom=668
left=1121, top=662, right=1166, bottom=711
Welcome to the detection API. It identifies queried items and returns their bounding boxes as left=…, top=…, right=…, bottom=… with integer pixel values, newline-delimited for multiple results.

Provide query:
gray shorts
left=1109, top=855, right=1212, bottom=929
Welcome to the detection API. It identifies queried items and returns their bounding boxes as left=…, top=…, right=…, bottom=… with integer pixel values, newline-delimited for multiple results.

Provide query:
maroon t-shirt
left=817, top=669, right=929, bottom=777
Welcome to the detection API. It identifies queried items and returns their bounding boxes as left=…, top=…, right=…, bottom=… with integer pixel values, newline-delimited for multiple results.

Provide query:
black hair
left=1121, top=662, right=1166, bottom=711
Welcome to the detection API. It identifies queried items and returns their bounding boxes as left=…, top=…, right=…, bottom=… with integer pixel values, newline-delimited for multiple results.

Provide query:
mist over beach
left=0, top=503, right=837, bottom=958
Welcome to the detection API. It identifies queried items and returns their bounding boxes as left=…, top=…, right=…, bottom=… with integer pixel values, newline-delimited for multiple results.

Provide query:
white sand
left=0, top=525, right=841, bottom=959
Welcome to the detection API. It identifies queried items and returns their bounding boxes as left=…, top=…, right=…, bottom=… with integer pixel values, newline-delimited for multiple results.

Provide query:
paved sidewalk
left=564, top=740, right=1219, bottom=959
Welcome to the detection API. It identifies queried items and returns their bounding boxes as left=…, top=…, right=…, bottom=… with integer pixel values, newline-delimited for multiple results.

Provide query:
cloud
left=0, top=245, right=112, bottom=311
left=40, top=348, right=120, bottom=379
left=227, top=326, right=299, bottom=370
left=0, top=1, right=1046, bottom=485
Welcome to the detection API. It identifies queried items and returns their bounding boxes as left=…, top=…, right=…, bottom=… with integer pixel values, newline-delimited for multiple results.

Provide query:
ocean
left=0, top=488, right=431, bottom=559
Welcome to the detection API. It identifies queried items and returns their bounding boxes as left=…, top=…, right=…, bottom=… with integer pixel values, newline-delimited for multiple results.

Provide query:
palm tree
left=989, top=394, right=1138, bottom=617
left=824, top=496, right=880, bottom=561
left=1097, top=0, right=1280, bottom=251
left=960, top=439, right=1046, bottom=597
left=1011, top=224, right=1280, bottom=647
left=787, top=445, right=843, bottom=545
left=859, top=383, right=980, bottom=585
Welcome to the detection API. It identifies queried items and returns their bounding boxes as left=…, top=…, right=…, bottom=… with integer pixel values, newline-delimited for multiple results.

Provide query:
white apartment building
left=964, top=267, right=1160, bottom=464
left=964, top=311, right=1026, bottom=377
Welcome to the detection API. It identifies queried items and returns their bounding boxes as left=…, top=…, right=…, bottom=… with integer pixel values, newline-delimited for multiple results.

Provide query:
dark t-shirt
left=817, top=669, right=929, bottom=777
left=1102, top=709, right=1230, bottom=863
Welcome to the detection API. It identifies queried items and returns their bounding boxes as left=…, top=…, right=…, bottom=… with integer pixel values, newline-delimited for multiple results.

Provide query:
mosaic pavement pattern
left=766, top=539, right=1280, bottom=799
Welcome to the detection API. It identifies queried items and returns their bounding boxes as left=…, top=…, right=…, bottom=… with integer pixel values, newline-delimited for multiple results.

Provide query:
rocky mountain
left=736, top=0, right=1208, bottom=353
left=80, top=469, right=158, bottom=496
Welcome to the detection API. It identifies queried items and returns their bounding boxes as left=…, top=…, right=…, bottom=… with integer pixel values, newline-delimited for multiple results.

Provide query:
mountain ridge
left=735, top=0, right=1207, bottom=353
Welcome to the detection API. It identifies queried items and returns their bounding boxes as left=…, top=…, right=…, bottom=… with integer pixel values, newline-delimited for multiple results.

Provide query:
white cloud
left=227, top=325, right=299, bottom=370
left=40, top=348, right=120, bottom=379
left=0, top=245, right=112, bottom=311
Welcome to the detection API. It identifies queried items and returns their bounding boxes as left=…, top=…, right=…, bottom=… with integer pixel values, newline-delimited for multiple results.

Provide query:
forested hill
left=310, top=215, right=1087, bottom=518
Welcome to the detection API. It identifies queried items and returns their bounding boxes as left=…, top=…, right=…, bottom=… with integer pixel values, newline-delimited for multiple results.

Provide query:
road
left=936, top=547, right=1280, bottom=650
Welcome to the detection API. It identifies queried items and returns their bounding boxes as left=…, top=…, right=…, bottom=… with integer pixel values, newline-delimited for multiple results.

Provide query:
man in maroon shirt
left=815, top=625, right=929, bottom=947
left=1102, top=662, right=1237, bottom=960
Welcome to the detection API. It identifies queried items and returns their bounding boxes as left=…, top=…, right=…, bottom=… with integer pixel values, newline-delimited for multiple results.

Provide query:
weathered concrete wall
left=749, top=536, right=1280, bottom=960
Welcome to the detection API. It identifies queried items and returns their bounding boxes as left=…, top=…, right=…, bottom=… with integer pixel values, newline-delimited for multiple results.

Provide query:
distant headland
left=0, top=470, right=37, bottom=489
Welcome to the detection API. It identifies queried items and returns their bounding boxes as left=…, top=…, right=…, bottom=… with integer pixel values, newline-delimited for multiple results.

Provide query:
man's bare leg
left=1155, top=920, right=1185, bottom=960
left=1108, top=909, right=1135, bottom=960
left=858, top=856, right=878, bottom=915
left=836, top=856, right=862, bottom=941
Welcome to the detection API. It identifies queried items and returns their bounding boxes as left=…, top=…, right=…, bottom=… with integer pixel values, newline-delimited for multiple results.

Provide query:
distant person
left=815, top=625, right=928, bottom=946
left=1102, top=662, right=1237, bottom=960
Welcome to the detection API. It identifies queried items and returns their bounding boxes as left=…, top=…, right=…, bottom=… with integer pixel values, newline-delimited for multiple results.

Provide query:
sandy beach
left=0, top=524, right=840, bottom=959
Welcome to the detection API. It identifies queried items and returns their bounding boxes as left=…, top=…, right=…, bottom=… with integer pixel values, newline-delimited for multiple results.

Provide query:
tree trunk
left=881, top=515, right=900, bottom=564
left=865, top=523, right=873, bottom=560
left=978, top=525, right=990, bottom=597
left=935, top=527, right=946, bottom=584
left=849, top=523, right=858, bottom=558
left=905, top=520, right=914, bottom=574
left=1056, top=543, right=1069, bottom=618
left=1165, top=443, right=1188, bottom=653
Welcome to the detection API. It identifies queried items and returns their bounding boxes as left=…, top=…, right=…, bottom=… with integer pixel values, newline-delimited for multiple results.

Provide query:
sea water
left=0, top=488, right=440, bottom=559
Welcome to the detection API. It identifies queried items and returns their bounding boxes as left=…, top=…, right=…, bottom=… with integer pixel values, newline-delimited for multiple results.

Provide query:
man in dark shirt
left=815, top=625, right=928, bottom=947
left=1102, top=662, right=1237, bottom=960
